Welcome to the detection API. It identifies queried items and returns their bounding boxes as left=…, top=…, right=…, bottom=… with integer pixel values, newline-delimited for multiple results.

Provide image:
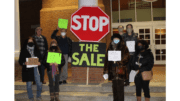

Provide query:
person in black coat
left=129, top=40, right=154, bottom=101
left=43, top=40, right=65, bottom=101
left=18, top=37, right=42, bottom=101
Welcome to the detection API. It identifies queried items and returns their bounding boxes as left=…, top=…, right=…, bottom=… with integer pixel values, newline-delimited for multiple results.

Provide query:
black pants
left=112, top=79, right=124, bottom=101
left=47, top=71, right=60, bottom=93
left=135, top=73, right=150, bottom=98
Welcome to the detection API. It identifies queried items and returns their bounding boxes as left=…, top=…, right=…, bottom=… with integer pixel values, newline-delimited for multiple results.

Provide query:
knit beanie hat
left=111, top=34, right=122, bottom=40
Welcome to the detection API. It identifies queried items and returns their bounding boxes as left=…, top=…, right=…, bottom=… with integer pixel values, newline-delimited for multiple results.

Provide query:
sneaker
left=59, top=81, right=63, bottom=85
left=36, top=97, right=42, bottom=101
left=63, top=80, right=67, bottom=84
left=29, top=98, right=34, bottom=101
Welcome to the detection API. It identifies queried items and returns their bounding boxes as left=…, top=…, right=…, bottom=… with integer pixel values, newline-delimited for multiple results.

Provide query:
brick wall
left=71, top=67, right=87, bottom=83
left=71, top=67, right=104, bottom=83
left=89, top=68, right=104, bottom=83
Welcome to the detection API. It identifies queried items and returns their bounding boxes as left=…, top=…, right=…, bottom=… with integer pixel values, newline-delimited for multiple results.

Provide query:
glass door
left=135, top=26, right=166, bottom=65
left=135, top=26, right=153, bottom=49
left=153, top=27, right=166, bottom=64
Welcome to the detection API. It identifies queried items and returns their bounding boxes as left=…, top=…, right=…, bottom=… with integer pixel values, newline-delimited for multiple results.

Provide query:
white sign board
left=126, top=41, right=135, bottom=52
left=108, top=51, right=121, bottom=61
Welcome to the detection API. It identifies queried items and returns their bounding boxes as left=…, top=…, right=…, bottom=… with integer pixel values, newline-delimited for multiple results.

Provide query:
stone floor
left=15, top=60, right=166, bottom=101
left=15, top=59, right=166, bottom=83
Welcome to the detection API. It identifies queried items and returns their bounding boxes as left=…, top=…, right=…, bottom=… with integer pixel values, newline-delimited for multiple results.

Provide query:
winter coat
left=104, top=41, right=130, bottom=80
left=18, top=48, right=42, bottom=82
left=51, top=29, right=72, bottom=57
left=129, top=49, right=154, bottom=73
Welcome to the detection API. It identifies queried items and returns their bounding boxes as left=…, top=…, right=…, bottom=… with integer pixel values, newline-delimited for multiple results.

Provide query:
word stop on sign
left=71, top=15, right=109, bottom=31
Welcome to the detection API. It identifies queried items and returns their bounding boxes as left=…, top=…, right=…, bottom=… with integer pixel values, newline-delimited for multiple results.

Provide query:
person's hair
left=21, top=36, right=40, bottom=51
left=49, top=40, right=62, bottom=53
left=35, top=27, right=42, bottom=35
left=135, top=40, right=149, bottom=52
left=126, top=24, right=134, bottom=33
left=118, top=25, right=124, bottom=29
left=60, top=28, right=67, bottom=32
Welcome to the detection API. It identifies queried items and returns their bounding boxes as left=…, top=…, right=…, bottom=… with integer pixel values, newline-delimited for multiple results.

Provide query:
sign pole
left=86, top=67, right=89, bottom=85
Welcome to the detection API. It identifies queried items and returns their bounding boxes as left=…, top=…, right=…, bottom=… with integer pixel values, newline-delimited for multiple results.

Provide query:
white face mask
left=61, top=32, right=66, bottom=36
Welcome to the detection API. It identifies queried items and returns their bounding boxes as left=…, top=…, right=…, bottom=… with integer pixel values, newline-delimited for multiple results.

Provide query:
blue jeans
left=26, top=67, right=42, bottom=99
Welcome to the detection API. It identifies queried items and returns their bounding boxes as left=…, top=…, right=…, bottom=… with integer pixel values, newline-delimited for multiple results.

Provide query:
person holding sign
left=43, top=40, right=65, bottom=101
left=128, top=40, right=154, bottom=101
left=18, top=37, right=42, bottom=101
left=104, top=34, right=130, bottom=101
left=51, top=25, right=72, bottom=85
left=123, top=24, right=139, bottom=86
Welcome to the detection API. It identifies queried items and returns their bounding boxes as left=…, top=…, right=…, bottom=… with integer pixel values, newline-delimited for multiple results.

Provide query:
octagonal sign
left=70, top=6, right=110, bottom=42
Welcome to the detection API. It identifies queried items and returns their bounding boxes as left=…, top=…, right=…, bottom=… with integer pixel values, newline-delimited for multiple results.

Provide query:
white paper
left=108, top=51, right=121, bottom=61
left=26, top=57, right=38, bottom=68
left=126, top=41, right=135, bottom=52
left=68, top=57, right=71, bottom=63
left=129, top=70, right=138, bottom=82
left=103, top=74, right=108, bottom=80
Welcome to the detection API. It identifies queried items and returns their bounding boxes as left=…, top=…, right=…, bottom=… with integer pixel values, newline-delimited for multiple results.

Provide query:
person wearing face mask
left=43, top=40, right=65, bottom=101
left=129, top=40, right=154, bottom=101
left=32, top=27, right=48, bottom=84
left=18, top=37, right=42, bottom=101
left=118, top=25, right=124, bottom=36
left=123, top=24, right=139, bottom=86
left=104, top=34, right=130, bottom=101
left=51, top=26, right=72, bottom=85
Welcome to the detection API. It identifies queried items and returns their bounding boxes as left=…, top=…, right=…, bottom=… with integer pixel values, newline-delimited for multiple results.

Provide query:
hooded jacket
left=129, top=49, right=154, bottom=73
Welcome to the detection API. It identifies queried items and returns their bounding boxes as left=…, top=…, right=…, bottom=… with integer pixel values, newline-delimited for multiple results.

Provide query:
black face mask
left=137, top=46, right=144, bottom=51
left=51, top=46, right=57, bottom=50
left=27, top=42, right=34, bottom=47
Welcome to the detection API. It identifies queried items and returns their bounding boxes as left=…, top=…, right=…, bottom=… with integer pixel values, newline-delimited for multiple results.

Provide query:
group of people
left=18, top=24, right=154, bottom=101
left=104, top=24, right=154, bottom=101
left=18, top=26, right=72, bottom=101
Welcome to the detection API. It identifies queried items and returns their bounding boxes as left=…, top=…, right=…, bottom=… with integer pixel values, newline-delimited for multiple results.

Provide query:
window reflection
left=155, top=29, right=160, bottom=34
left=156, top=56, right=160, bottom=60
left=155, top=40, right=160, bottom=44
left=162, top=55, right=166, bottom=60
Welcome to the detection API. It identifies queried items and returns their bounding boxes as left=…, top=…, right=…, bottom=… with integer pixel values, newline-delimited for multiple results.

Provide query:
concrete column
left=78, top=0, right=98, bottom=8
left=15, top=0, right=21, bottom=59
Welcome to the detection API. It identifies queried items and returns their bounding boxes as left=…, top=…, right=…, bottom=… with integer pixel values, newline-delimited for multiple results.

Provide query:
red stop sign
left=70, top=6, right=110, bottom=42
